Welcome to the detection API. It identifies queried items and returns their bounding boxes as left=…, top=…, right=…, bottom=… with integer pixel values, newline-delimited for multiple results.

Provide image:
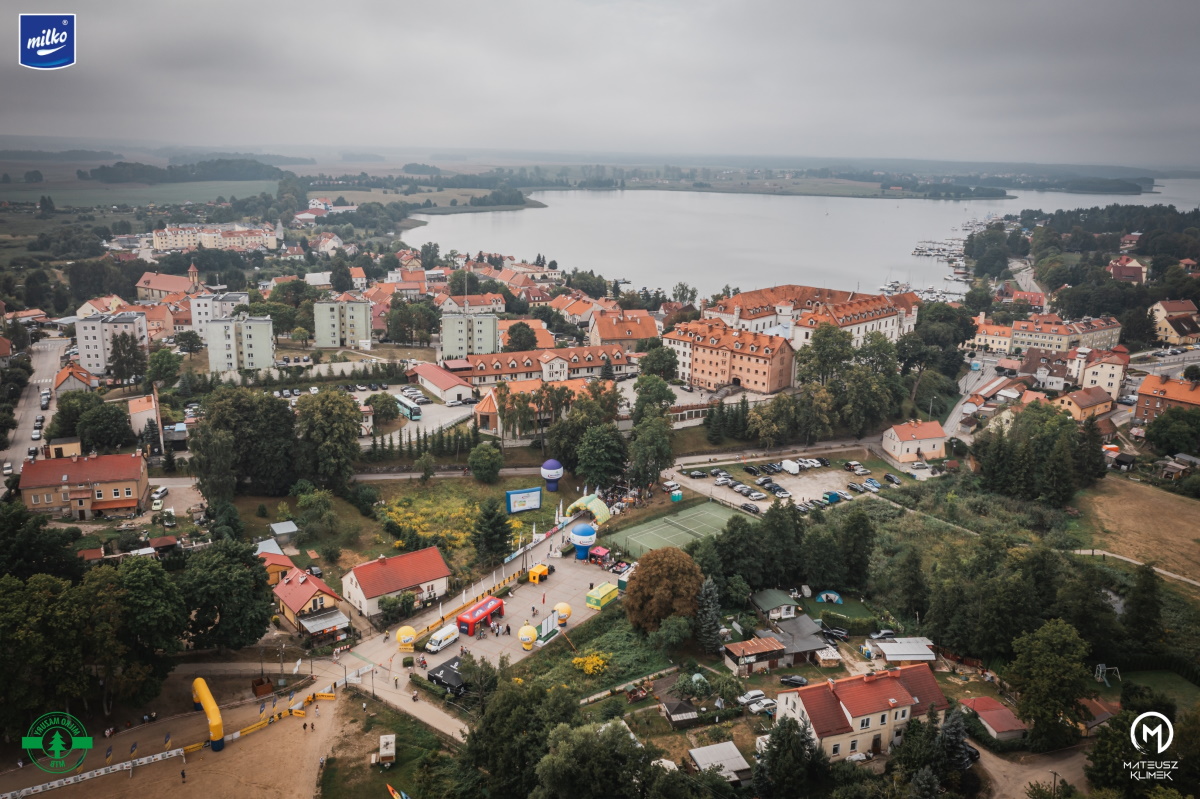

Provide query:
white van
left=425, top=624, right=459, bottom=653
left=781, top=460, right=800, bottom=475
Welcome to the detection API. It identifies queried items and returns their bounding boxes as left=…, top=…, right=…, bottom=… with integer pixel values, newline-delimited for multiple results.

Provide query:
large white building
left=207, top=313, right=275, bottom=372
left=190, top=292, right=249, bottom=343
left=341, top=548, right=452, bottom=619
left=315, top=295, right=371, bottom=349
left=152, top=224, right=277, bottom=252
left=441, top=314, right=499, bottom=359
left=77, top=311, right=149, bottom=375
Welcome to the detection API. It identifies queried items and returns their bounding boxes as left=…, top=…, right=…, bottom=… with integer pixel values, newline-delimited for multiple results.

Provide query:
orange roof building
left=20, top=453, right=149, bottom=521
left=272, top=567, right=345, bottom=633
left=342, top=548, right=452, bottom=617
left=1135, top=374, right=1200, bottom=423
left=458, top=345, right=636, bottom=386
left=498, top=318, right=555, bottom=350
left=664, top=319, right=794, bottom=394
left=473, top=378, right=598, bottom=437
left=588, top=309, right=656, bottom=350
left=882, top=420, right=947, bottom=463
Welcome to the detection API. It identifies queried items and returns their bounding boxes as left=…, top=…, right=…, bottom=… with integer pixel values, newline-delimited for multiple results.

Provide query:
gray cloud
left=2, top=0, right=1198, bottom=166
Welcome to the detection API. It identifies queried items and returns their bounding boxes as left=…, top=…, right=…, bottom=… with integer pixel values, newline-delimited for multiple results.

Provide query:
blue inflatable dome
left=541, top=459, right=565, bottom=491
left=542, top=459, right=563, bottom=471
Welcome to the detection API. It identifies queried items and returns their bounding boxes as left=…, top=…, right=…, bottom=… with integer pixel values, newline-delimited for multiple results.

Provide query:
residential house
left=776, top=664, right=949, bottom=762
left=46, top=437, right=82, bottom=459
left=349, top=266, right=368, bottom=291
left=754, top=616, right=828, bottom=667
left=453, top=345, right=636, bottom=387
left=1107, top=255, right=1148, bottom=284
left=959, top=697, right=1028, bottom=741
left=868, top=637, right=936, bottom=665
left=435, top=293, right=506, bottom=315
left=406, top=362, right=473, bottom=403
left=659, top=700, right=700, bottom=729
left=77, top=311, right=149, bottom=375
left=1010, top=318, right=1074, bottom=353
left=20, top=453, right=149, bottom=521
left=882, top=420, right=947, bottom=463
left=75, top=295, right=126, bottom=318
left=1070, top=317, right=1122, bottom=350
left=53, top=363, right=99, bottom=398
left=1136, top=374, right=1200, bottom=423
left=722, top=636, right=786, bottom=677
left=5, top=308, right=46, bottom=326
left=687, top=742, right=751, bottom=785
left=971, top=316, right=1014, bottom=354
left=663, top=319, right=794, bottom=394
left=314, top=296, right=370, bottom=348
left=0, top=336, right=10, bottom=368
left=190, top=291, right=250, bottom=343
left=128, top=392, right=164, bottom=452
left=1055, top=386, right=1114, bottom=421
left=1151, top=300, right=1200, bottom=345
left=1017, top=348, right=1070, bottom=391
left=152, top=224, right=275, bottom=252
left=135, top=265, right=201, bottom=300
left=440, top=314, right=500, bottom=358
left=1066, top=346, right=1129, bottom=400
left=272, top=567, right=349, bottom=642
left=497, top=318, right=555, bottom=350
left=548, top=293, right=604, bottom=327
left=313, top=232, right=343, bottom=255
left=1120, top=233, right=1142, bottom=251
left=258, top=551, right=295, bottom=586
left=292, top=209, right=327, bottom=226
left=587, top=309, right=656, bottom=350
left=341, top=548, right=452, bottom=618
left=751, top=589, right=799, bottom=621
left=304, top=271, right=333, bottom=290
left=207, top=314, right=275, bottom=372
left=520, top=286, right=552, bottom=307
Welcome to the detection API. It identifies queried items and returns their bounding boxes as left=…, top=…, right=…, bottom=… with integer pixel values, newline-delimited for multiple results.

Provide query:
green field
left=1097, top=670, right=1200, bottom=710
left=0, top=180, right=280, bottom=207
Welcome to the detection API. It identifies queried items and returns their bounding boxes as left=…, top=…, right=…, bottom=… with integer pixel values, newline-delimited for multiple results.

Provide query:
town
left=0, top=162, right=1199, bottom=799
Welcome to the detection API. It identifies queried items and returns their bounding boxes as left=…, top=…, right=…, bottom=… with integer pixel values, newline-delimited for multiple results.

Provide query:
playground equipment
left=518, top=624, right=538, bottom=650
left=396, top=625, right=417, bottom=652
left=1094, top=663, right=1122, bottom=687
left=541, top=459, right=564, bottom=492
left=554, top=602, right=572, bottom=627
left=191, top=677, right=225, bottom=751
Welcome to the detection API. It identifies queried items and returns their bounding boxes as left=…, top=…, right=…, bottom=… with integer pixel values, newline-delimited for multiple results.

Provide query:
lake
left=407, top=181, right=1200, bottom=297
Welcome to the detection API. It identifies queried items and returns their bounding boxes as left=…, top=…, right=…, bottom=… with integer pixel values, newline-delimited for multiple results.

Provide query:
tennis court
left=607, top=502, right=740, bottom=557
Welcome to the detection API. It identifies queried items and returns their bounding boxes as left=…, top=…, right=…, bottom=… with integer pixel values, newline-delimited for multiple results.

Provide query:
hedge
left=820, top=610, right=879, bottom=636
left=1105, top=653, right=1200, bottom=686
left=409, top=672, right=448, bottom=700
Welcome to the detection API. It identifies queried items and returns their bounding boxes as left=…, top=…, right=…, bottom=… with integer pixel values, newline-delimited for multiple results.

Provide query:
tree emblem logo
left=22, top=713, right=93, bottom=773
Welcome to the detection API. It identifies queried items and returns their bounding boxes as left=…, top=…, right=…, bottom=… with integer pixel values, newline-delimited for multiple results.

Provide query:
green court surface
left=606, top=502, right=739, bottom=557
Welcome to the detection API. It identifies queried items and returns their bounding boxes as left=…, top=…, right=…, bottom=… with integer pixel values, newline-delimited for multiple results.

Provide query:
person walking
left=315, top=705, right=320, bottom=717
left=362, top=701, right=367, bottom=711
left=303, top=722, right=308, bottom=732
left=393, top=676, right=398, bottom=688
left=181, top=769, right=186, bottom=783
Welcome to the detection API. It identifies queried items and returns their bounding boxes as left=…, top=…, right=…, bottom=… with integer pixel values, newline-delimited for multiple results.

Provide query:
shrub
left=256, top=503, right=268, bottom=518
left=402, top=656, right=414, bottom=668
left=320, top=544, right=342, bottom=564
left=572, top=652, right=612, bottom=676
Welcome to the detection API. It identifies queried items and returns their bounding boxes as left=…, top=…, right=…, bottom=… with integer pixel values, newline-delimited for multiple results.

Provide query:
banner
left=292, top=709, right=306, bottom=717
left=129, top=742, right=137, bottom=757
left=105, top=746, right=112, bottom=765
left=316, top=692, right=336, bottom=701
left=505, top=487, right=542, bottom=514
left=163, top=732, right=170, bottom=751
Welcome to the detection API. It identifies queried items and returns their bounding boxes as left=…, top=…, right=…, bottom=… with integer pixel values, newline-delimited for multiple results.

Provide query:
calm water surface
left=408, top=181, right=1200, bottom=296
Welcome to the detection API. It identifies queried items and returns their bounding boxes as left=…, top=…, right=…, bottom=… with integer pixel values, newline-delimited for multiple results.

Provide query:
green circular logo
left=22, top=712, right=93, bottom=774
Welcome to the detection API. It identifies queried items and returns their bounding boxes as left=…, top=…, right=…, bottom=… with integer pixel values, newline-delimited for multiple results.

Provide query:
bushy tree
left=1008, top=619, right=1090, bottom=751
left=76, top=402, right=135, bottom=452
left=468, top=441, right=504, bottom=483
left=472, top=497, right=512, bottom=567
left=624, top=547, right=703, bottom=632
left=503, top=321, right=539, bottom=352
left=752, top=715, right=827, bottom=799
left=575, top=423, right=626, bottom=489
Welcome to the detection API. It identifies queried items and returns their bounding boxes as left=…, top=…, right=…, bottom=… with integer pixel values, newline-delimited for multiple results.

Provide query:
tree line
left=88, top=159, right=283, bottom=184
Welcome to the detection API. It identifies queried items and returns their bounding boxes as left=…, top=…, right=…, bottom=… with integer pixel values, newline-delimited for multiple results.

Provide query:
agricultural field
left=0, top=179, right=279, bottom=207
left=1076, top=477, right=1200, bottom=583
left=319, top=697, right=448, bottom=799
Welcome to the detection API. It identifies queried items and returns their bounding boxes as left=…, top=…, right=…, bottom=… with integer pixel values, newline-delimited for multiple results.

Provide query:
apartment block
left=441, top=314, right=500, bottom=358
left=207, top=313, right=275, bottom=373
left=190, top=291, right=250, bottom=343
left=315, top=296, right=371, bottom=349
left=77, top=311, right=149, bottom=375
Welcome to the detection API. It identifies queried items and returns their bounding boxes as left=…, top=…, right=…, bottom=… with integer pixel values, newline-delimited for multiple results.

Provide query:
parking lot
left=673, top=457, right=905, bottom=510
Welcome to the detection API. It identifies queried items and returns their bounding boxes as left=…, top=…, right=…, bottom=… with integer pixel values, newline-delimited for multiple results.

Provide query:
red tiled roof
left=723, top=637, right=785, bottom=658
left=833, top=665, right=950, bottom=719
left=789, top=683, right=853, bottom=738
left=148, top=536, right=177, bottom=548
left=78, top=548, right=105, bottom=562
left=497, top=319, right=555, bottom=349
left=888, top=420, right=946, bottom=441
left=273, top=567, right=342, bottom=614
left=406, top=363, right=471, bottom=392
left=20, top=454, right=145, bottom=490
left=349, top=547, right=450, bottom=599
left=960, top=696, right=1028, bottom=733
left=1063, top=386, right=1112, bottom=410
left=137, top=271, right=194, bottom=293
left=258, top=552, right=295, bottom=570
left=591, top=310, right=656, bottom=342
left=1137, top=374, right=1200, bottom=407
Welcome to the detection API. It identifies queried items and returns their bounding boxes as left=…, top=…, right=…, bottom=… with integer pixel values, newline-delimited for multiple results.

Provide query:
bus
left=396, top=394, right=422, bottom=421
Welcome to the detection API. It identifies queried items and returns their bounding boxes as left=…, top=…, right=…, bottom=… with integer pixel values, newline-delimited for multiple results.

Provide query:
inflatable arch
left=191, top=677, right=225, bottom=751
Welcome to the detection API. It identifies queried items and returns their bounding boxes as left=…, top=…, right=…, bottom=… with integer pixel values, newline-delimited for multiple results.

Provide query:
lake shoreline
left=530, top=185, right=1018, bottom=201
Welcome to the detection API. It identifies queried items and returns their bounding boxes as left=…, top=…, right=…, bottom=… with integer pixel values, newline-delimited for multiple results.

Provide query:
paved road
left=1, top=335, right=69, bottom=474
left=1010, top=259, right=1044, bottom=295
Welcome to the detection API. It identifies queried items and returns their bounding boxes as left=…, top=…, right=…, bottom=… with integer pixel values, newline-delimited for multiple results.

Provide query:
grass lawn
left=935, top=671, right=1007, bottom=705
left=798, top=596, right=875, bottom=620
left=671, top=425, right=753, bottom=457
left=508, top=603, right=671, bottom=695
left=319, top=695, right=449, bottom=799
left=1097, top=671, right=1200, bottom=709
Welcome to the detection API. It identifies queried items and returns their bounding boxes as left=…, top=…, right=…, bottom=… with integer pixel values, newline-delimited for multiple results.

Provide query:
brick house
left=20, top=453, right=149, bottom=521
left=1136, top=374, right=1200, bottom=423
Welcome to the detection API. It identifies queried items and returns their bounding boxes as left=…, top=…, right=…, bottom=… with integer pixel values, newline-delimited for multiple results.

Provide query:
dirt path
left=973, top=740, right=1090, bottom=798
left=1080, top=478, right=1200, bottom=583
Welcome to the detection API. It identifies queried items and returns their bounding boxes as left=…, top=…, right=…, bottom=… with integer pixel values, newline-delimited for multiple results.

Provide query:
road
left=972, top=740, right=1089, bottom=797
left=1010, top=259, right=1044, bottom=295
left=1, top=335, right=68, bottom=474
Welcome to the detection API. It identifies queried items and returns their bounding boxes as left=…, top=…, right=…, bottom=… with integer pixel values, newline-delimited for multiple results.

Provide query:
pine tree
left=735, top=395, right=751, bottom=439
left=696, top=577, right=723, bottom=653
left=370, top=432, right=379, bottom=460
left=908, top=766, right=941, bottom=799
left=387, top=432, right=396, bottom=458
left=471, top=497, right=513, bottom=567
left=406, top=431, right=414, bottom=459
left=939, top=708, right=969, bottom=770
left=164, top=446, right=176, bottom=473
left=1077, top=417, right=1107, bottom=486
left=1041, top=433, right=1078, bottom=507
left=706, top=402, right=724, bottom=444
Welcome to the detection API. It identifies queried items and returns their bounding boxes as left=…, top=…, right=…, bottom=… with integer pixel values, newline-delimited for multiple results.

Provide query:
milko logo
left=1125, top=711, right=1179, bottom=782
left=21, top=712, right=93, bottom=773
left=19, top=14, right=76, bottom=70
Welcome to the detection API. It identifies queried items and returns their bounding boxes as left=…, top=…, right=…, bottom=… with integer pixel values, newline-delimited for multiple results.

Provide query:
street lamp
left=1049, top=770, right=1060, bottom=799
left=929, top=395, right=938, bottom=418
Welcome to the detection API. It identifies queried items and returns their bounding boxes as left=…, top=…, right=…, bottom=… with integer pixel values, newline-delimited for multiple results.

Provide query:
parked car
left=273, top=391, right=282, bottom=398
left=817, top=457, right=830, bottom=467
left=844, top=461, right=862, bottom=472
left=369, top=383, right=379, bottom=391
left=884, top=473, right=902, bottom=485
left=864, top=477, right=882, bottom=489
left=740, top=503, right=761, bottom=514
left=748, top=491, right=767, bottom=501
left=847, top=482, right=865, bottom=493
left=151, top=487, right=169, bottom=500
left=748, top=698, right=777, bottom=715
left=1117, top=395, right=1137, bottom=406
left=689, top=470, right=707, bottom=479
left=780, top=675, right=809, bottom=687
left=861, top=481, right=880, bottom=493
left=823, top=627, right=849, bottom=641
left=737, top=690, right=766, bottom=706
left=773, top=489, right=792, bottom=499
left=911, top=461, right=929, bottom=470
left=446, top=399, right=463, bottom=407
left=33, top=420, right=43, bottom=430
left=709, top=468, right=723, bottom=477
left=35, top=415, right=44, bottom=423
left=715, top=477, right=732, bottom=487
left=743, top=465, right=761, bottom=476
left=755, top=476, right=772, bottom=486
left=309, top=386, right=319, bottom=395
left=1170, top=348, right=1185, bottom=355
left=282, top=389, right=292, bottom=398
left=869, top=629, right=896, bottom=640
left=152, top=499, right=164, bottom=511
left=356, top=385, right=368, bottom=391
left=837, top=490, right=853, bottom=502
left=30, top=430, right=41, bottom=441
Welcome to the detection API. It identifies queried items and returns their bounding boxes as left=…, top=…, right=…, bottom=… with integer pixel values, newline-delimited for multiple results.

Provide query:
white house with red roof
left=405, top=362, right=473, bottom=403
left=777, top=664, right=949, bottom=761
left=882, top=420, right=946, bottom=463
left=959, top=696, right=1028, bottom=741
left=342, top=548, right=451, bottom=618
left=272, top=567, right=348, bottom=640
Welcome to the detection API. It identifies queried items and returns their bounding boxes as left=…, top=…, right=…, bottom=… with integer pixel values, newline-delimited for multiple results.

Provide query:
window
left=831, top=743, right=840, bottom=756
left=62, top=492, right=69, bottom=502
left=850, top=740, right=858, bottom=752
left=95, top=489, right=104, bottom=500
left=31, top=494, right=39, bottom=505
left=112, top=488, right=120, bottom=498
left=859, top=718, right=870, bottom=729
left=880, top=713, right=887, bottom=725
left=900, top=709, right=908, bottom=719
left=125, top=487, right=132, bottom=497
left=313, top=596, right=325, bottom=610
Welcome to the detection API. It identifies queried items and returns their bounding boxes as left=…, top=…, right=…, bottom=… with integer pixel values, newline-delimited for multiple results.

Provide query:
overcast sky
left=4, top=0, right=1199, bottom=167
